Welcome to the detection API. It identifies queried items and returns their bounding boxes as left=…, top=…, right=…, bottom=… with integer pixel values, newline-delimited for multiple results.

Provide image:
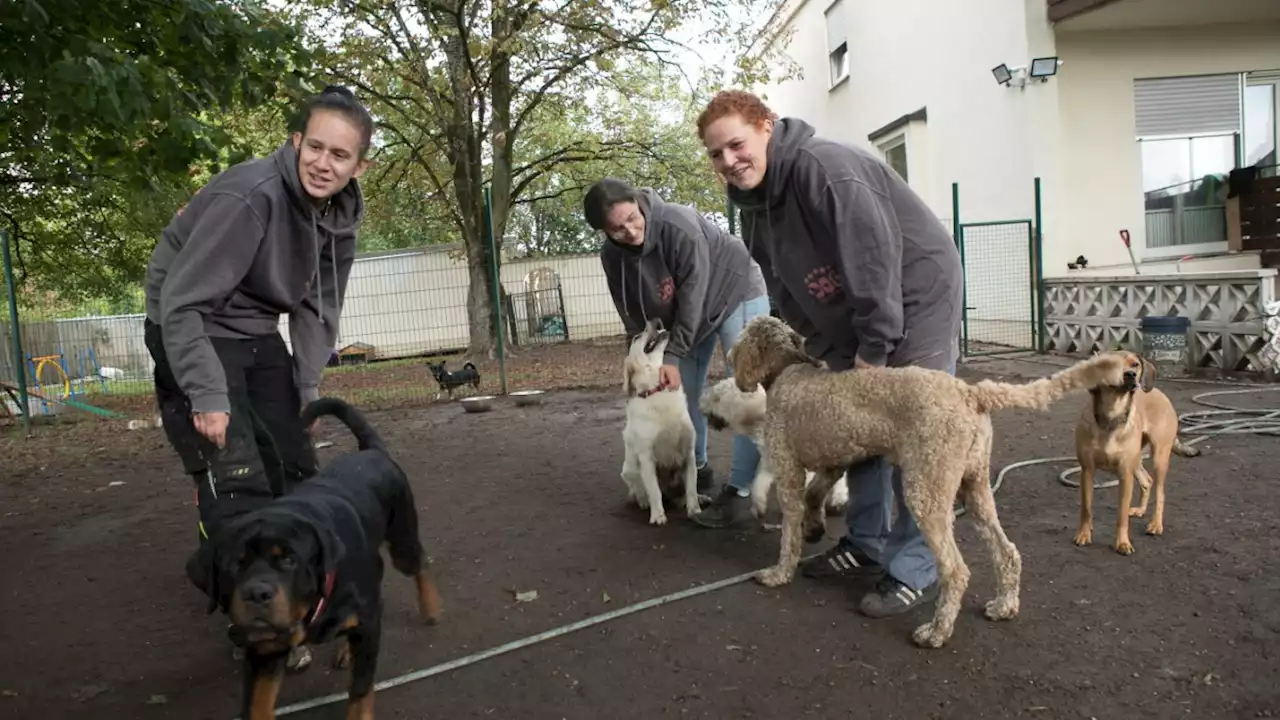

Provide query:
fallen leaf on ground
left=514, top=590, right=538, bottom=603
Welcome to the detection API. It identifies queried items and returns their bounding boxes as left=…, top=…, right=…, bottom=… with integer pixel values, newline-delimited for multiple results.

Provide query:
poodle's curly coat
left=729, top=316, right=1131, bottom=648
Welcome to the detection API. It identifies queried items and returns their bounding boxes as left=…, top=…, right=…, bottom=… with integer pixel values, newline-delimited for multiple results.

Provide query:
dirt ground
left=2, top=355, right=1279, bottom=720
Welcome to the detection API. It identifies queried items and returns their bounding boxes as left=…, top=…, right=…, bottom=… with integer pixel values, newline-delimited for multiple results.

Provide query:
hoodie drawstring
left=618, top=245, right=649, bottom=330
left=311, top=213, right=324, bottom=326
left=310, top=212, right=337, bottom=331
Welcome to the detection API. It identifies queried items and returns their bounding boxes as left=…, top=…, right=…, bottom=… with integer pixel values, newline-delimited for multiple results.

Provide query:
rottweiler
left=198, top=397, right=441, bottom=720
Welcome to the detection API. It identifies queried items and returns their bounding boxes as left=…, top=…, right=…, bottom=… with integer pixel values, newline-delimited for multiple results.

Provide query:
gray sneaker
left=692, top=485, right=748, bottom=528
left=858, top=576, right=939, bottom=618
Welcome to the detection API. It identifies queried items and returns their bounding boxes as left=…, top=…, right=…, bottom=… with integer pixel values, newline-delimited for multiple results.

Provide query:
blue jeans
left=677, top=294, right=772, bottom=494
left=843, top=359, right=957, bottom=591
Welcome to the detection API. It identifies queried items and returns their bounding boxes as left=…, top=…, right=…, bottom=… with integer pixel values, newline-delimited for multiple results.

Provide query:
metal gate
left=957, top=219, right=1042, bottom=357
left=507, top=286, right=570, bottom=346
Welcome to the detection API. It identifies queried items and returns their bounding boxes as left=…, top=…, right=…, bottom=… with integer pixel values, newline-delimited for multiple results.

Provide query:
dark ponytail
left=297, top=84, right=374, bottom=158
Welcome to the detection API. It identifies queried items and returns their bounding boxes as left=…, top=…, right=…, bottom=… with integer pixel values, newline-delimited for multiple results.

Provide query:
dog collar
left=635, top=380, right=669, bottom=399
left=306, top=571, right=337, bottom=626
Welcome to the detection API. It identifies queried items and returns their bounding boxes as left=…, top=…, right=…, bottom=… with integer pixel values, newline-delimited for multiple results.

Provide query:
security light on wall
left=1029, top=56, right=1062, bottom=82
left=992, top=63, right=1026, bottom=89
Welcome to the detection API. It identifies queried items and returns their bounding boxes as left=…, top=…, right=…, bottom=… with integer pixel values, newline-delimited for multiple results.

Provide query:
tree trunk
left=433, top=0, right=494, bottom=357
left=468, top=0, right=524, bottom=359
left=434, top=0, right=530, bottom=358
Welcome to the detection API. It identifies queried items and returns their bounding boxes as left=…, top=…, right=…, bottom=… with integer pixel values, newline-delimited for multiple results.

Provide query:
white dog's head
left=624, top=319, right=669, bottom=397
left=699, top=377, right=766, bottom=435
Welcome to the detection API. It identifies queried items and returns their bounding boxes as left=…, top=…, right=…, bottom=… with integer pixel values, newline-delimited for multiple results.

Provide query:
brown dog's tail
left=965, top=354, right=1123, bottom=414
left=1172, top=437, right=1202, bottom=457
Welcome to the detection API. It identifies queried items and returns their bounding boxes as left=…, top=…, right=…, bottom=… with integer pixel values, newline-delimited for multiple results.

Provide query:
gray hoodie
left=144, top=140, right=364, bottom=414
left=600, top=188, right=767, bottom=366
left=728, top=118, right=962, bottom=371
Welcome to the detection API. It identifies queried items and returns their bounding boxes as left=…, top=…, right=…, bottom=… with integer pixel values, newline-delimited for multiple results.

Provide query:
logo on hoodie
left=805, top=266, right=843, bottom=304
left=658, top=276, right=675, bottom=305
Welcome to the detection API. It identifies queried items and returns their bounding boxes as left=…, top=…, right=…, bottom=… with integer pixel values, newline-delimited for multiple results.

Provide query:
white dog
left=620, top=320, right=701, bottom=526
left=700, top=377, right=849, bottom=523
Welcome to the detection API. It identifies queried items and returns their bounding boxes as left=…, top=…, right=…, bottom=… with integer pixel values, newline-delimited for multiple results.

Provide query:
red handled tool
left=1119, top=229, right=1140, bottom=274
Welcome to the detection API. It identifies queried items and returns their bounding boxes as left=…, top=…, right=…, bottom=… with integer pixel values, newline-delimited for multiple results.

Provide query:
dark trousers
left=144, top=320, right=317, bottom=544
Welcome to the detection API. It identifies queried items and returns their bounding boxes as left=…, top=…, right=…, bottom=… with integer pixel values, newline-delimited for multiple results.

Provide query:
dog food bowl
left=459, top=395, right=496, bottom=413
left=509, top=389, right=545, bottom=407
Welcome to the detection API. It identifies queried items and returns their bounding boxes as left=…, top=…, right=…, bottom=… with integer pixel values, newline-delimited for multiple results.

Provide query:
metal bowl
left=459, top=395, right=496, bottom=413
left=509, top=389, right=545, bottom=407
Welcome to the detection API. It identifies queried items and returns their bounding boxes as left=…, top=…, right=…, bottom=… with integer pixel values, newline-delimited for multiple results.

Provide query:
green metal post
left=2, top=230, right=32, bottom=431
left=1032, top=176, right=1047, bottom=354
left=483, top=187, right=508, bottom=395
left=952, top=183, right=969, bottom=358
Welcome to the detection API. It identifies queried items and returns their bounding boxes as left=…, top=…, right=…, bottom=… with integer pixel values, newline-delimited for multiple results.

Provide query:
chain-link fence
left=958, top=220, right=1037, bottom=356
left=3, top=241, right=638, bottom=421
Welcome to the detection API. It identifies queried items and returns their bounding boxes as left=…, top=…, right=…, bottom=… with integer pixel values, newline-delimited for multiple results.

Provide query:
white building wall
left=754, top=0, right=1048, bottom=348
left=1052, top=22, right=1280, bottom=273
left=751, top=1, right=1280, bottom=290
left=756, top=0, right=1043, bottom=225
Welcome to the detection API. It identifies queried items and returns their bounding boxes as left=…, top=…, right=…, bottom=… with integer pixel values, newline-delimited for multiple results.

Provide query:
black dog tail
left=301, top=397, right=386, bottom=452
left=463, top=362, right=477, bottom=371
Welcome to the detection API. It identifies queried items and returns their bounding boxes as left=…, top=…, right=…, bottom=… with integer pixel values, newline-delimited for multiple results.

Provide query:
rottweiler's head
left=204, top=508, right=341, bottom=648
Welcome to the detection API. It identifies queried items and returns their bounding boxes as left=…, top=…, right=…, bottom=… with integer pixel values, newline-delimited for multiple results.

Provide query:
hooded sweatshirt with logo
left=727, top=117, right=962, bottom=371
left=600, top=188, right=767, bottom=366
left=144, top=140, right=364, bottom=414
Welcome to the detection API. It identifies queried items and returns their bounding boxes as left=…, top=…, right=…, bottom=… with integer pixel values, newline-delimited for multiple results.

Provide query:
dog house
left=335, top=341, right=376, bottom=366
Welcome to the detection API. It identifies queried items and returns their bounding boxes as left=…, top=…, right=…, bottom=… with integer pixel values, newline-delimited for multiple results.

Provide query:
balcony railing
left=1144, top=175, right=1227, bottom=249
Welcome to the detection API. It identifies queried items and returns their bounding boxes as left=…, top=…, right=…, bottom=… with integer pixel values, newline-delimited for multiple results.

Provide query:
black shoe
left=691, top=485, right=748, bottom=528
left=696, top=464, right=715, bottom=494
left=799, top=540, right=882, bottom=579
left=858, top=576, right=939, bottom=618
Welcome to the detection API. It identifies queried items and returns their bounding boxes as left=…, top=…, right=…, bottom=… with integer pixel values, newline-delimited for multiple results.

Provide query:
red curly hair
left=696, top=90, right=778, bottom=139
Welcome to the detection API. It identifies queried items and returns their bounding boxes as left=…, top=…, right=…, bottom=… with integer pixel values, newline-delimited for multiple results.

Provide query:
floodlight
left=992, top=63, right=1013, bottom=86
left=1030, top=56, right=1061, bottom=81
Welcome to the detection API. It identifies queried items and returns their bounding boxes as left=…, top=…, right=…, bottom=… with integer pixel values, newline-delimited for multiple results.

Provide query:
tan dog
left=1072, top=351, right=1200, bottom=555
left=729, top=316, right=1132, bottom=648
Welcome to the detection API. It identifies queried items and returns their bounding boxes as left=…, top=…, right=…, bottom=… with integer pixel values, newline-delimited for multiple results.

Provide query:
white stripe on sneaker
left=894, top=586, right=922, bottom=606
left=828, top=550, right=864, bottom=571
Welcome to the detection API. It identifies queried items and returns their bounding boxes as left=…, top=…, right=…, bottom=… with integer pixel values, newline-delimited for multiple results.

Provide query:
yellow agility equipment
left=31, top=354, right=71, bottom=399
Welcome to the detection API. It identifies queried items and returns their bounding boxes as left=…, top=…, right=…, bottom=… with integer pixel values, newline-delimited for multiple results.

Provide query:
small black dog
left=427, top=360, right=481, bottom=399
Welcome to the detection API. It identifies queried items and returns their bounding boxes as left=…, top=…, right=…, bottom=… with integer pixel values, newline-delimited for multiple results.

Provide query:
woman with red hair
left=696, top=90, right=964, bottom=619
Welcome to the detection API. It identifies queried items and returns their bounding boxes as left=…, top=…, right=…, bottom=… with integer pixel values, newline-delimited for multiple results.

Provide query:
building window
left=824, top=0, right=848, bottom=88
left=880, top=136, right=908, bottom=182
left=1134, top=74, right=1243, bottom=254
left=1244, top=71, right=1278, bottom=167
left=829, top=42, right=849, bottom=87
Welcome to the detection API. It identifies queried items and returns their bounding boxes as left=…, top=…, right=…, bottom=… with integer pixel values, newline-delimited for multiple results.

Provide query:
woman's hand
left=193, top=411, right=230, bottom=449
left=659, top=364, right=682, bottom=390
